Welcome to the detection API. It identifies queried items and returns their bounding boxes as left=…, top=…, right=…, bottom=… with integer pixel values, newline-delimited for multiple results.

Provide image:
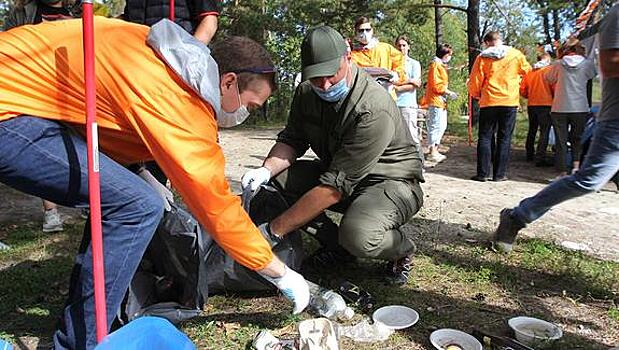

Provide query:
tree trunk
left=467, top=0, right=480, bottom=73
left=542, top=11, right=552, bottom=44
left=434, top=0, right=443, bottom=51
left=552, top=8, right=561, bottom=41
left=467, top=0, right=481, bottom=125
left=535, top=0, right=552, bottom=44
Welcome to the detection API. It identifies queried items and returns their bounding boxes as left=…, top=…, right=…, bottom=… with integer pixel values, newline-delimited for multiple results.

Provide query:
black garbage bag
left=121, top=183, right=303, bottom=324
left=206, top=184, right=304, bottom=294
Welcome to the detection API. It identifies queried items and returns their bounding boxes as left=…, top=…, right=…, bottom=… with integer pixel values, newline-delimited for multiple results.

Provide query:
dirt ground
left=1, top=127, right=617, bottom=261
left=218, top=128, right=619, bottom=262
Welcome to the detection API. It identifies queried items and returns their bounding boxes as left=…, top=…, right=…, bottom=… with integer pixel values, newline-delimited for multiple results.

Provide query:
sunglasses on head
left=232, top=67, right=277, bottom=74
left=232, top=67, right=278, bottom=85
left=357, top=28, right=372, bottom=33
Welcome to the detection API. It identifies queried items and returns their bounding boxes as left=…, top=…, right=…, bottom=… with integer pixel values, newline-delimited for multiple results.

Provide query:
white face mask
left=442, top=55, right=452, bottom=63
left=218, top=81, right=250, bottom=128
left=357, top=30, right=372, bottom=45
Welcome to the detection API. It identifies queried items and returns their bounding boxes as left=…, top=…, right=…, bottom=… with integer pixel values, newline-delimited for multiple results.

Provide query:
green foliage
left=609, top=305, right=619, bottom=322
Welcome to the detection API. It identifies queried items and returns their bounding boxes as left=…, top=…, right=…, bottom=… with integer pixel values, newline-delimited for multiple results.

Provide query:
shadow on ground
left=425, top=140, right=558, bottom=186
left=0, top=217, right=615, bottom=349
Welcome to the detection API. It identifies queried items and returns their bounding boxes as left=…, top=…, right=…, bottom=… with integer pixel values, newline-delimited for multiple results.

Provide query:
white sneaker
left=43, top=208, right=64, bottom=233
left=427, top=153, right=447, bottom=163
left=0, top=241, right=10, bottom=250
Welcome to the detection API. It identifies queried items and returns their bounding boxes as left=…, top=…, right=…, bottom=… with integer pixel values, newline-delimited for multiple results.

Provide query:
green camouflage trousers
left=273, top=160, right=423, bottom=261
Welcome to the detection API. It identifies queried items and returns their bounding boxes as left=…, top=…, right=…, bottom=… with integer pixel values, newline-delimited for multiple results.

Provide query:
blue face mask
left=311, top=71, right=350, bottom=102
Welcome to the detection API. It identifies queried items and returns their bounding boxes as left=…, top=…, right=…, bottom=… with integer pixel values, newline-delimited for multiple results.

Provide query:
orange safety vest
left=0, top=17, right=273, bottom=270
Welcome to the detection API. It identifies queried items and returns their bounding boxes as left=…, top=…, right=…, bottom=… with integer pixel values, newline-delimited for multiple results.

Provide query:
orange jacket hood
left=0, top=17, right=274, bottom=270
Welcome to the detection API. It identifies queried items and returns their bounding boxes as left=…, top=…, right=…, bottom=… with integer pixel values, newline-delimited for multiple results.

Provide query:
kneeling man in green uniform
left=241, top=25, right=424, bottom=285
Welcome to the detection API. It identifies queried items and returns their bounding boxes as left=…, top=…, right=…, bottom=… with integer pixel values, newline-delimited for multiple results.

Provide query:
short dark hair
left=559, top=37, right=585, bottom=57
left=537, top=52, right=551, bottom=61
left=435, top=43, right=452, bottom=58
left=483, top=31, right=501, bottom=44
left=395, top=34, right=409, bottom=46
left=354, top=16, right=371, bottom=30
left=210, top=36, right=277, bottom=92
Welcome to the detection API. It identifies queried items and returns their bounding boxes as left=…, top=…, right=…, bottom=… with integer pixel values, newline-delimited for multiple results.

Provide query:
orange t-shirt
left=0, top=17, right=273, bottom=270
left=520, top=65, right=553, bottom=106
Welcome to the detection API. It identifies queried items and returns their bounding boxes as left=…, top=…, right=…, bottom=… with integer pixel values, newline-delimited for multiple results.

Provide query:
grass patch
left=0, top=223, right=82, bottom=342
left=609, top=305, right=619, bottom=322
left=0, top=221, right=617, bottom=349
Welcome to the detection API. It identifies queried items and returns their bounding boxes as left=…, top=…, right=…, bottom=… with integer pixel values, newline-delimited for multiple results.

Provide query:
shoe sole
left=492, top=240, right=513, bottom=253
left=42, top=226, right=64, bottom=233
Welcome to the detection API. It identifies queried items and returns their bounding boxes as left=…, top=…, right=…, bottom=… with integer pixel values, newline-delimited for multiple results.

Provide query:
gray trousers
left=551, top=112, right=588, bottom=173
left=273, top=160, right=422, bottom=261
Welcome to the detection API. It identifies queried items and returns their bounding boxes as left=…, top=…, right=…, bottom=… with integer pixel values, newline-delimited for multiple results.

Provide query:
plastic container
left=371, top=305, right=419, bottom=330
left=336, top=319, right=393, bottom=343
left=508, top=316, right=562, bottom=348
left=95, top=316, right=196, bottom=350
left=429, top=329, right=482, bottom=350
left=298, top=318, right=339, bottom=350
left=308, top=281, right=354, bottom=321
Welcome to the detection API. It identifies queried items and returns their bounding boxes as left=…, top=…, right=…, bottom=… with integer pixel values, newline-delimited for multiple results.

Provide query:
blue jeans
left=476, top=106, right=517, bottom=179
left=426, top=106, right=447, bottom=146
left=0, top=117, right=164, bottom=349
left=513, top=119, right=619, bottom=224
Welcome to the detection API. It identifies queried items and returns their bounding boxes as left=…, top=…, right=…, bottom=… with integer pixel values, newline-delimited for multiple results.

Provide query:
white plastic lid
left=342, top=307, right=354, bottom=320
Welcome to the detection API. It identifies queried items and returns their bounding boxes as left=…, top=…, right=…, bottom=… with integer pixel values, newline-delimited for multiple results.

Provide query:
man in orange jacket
left=469, top=31, right=531, bottom=182
left=0, top=18, right=309, bottom=349
left=520, top=52, right=554, bottom=166
left=351, top=16, right=407, bottom=98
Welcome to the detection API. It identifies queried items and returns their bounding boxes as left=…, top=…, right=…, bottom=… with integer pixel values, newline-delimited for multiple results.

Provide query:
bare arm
left=394, top=83, right=416, bottom=93
left=263, top=142, right=297, bottom=176
left=270, top=185, right=342, bottom=237
left=600, top=48, right=619, bottom=79
left=193, top=15, right=218, bottom=45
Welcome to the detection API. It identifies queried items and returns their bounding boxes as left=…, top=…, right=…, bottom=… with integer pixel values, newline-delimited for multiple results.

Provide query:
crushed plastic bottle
left=335, top=318, right=393, bottom=342
left=307, top=281, right=354, bottom=321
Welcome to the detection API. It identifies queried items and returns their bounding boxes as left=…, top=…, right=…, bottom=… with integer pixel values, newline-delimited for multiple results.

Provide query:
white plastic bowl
left=429, top=329, right=482, bottom=350
left=508, top=316, right=563, bottom=347
left=372, top=305, right=419, bottom=330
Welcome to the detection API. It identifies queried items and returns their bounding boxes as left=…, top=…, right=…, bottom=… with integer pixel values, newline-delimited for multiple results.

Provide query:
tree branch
left=412, top=3, right=469, bottom=13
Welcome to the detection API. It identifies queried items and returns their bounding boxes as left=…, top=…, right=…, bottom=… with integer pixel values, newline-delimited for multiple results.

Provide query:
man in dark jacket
left=4, top=0, right=76, bottom=31
left=122, top=0, right=219, bottom=44
left=241, top=26, right=425, bottom=286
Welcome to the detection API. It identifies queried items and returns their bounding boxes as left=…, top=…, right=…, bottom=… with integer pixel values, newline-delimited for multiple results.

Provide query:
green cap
left=301, top=26, right=347, bottom=81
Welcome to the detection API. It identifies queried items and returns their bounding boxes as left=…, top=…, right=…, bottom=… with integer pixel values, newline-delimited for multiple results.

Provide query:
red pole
left=169, top=0, right=175, bottom=21
left=82, top=0, right=108, bottom=342
left=468, top=94, right=473, bottom=146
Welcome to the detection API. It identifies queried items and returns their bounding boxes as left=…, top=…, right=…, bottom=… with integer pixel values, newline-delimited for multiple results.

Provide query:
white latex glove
left=260, top=265, right=310, bottom=314
left=389, top=71, right=399, bottom=83
left=445, top=90, right=458, bottom=101
left=241, top=166, right=271, bottom=191
left=138, top=168, right=174, bottom=211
